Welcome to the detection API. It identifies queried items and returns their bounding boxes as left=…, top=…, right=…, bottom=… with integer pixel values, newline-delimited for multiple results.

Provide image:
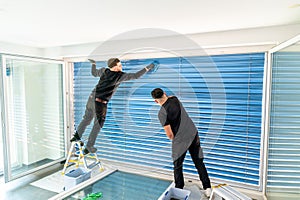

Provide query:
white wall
left=0, top=41, right=44, bottom=58
left=43, top=23, right=300, bottom=61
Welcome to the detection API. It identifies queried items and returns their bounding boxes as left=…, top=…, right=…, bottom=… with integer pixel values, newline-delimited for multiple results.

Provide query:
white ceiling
left=0, top=0, right=299, bottom=48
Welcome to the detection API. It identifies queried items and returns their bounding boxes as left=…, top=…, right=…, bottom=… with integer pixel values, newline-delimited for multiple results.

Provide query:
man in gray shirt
left=151, top=88, right=212, bottom=197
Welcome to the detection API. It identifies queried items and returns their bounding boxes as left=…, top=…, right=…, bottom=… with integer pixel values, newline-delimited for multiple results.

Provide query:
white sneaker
left=205, top=188, right=212, bottom=198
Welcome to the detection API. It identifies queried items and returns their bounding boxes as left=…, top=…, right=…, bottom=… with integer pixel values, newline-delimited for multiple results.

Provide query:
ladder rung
left=61, top=141, right=103, bottom=175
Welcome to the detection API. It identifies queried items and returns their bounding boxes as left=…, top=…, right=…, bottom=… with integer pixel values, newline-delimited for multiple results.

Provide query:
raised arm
left=89, top=59, right=106, bottom=77
left=120, top=62, right=156, bottom=82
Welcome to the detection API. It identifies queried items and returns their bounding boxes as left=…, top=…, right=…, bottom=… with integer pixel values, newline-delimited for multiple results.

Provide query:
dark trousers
left=173, top=134, right=211, bottom=189
left=77, top=94, right=100, bottom=140
left=85, top=101, right=107, bottom=148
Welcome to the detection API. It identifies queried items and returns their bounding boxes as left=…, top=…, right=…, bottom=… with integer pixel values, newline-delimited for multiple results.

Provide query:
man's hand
left=145, top=63, right=155, bottom=71
left=145, top=61, right=159, bottom=72
left=88, top=59, right=96, bottom=65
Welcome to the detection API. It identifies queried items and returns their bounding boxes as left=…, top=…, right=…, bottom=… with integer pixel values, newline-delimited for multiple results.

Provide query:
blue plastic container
left=64, top=167, right=91, bottom=190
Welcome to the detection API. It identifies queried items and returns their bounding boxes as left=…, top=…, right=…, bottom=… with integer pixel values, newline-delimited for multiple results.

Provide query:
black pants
left=77, top=94, right=100, bottom=139
left=173, top=134, right=211, bottom=189
left=85, top=101, right=107, bottom=148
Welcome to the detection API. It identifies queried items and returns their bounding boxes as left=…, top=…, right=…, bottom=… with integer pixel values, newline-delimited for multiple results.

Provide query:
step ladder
left=61, top=141, right=104, bottom=175
left=209, top=184, right=252, bottom=200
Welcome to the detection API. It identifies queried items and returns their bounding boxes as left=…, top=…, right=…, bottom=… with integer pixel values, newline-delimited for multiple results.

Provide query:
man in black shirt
left=151, top=88, right=212, bottom=197
left=71, top=58, right=156, bottom=154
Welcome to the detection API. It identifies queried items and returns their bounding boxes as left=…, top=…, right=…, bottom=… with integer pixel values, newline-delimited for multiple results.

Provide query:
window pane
left=267, top=42, right=300, bottom=199
left=4, top=58, right=65, bottom=179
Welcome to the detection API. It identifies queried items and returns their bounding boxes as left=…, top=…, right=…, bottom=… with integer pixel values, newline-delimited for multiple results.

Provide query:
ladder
left=61, top=141, right=104, bottom=175
left=209, top=184, right=252, bottom=200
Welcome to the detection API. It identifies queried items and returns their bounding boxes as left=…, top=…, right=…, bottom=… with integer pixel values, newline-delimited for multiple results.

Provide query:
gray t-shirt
left=158, top=96, right=198, bottom=161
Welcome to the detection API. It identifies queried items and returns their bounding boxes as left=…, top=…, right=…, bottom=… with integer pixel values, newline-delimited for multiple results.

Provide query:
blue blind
left=267, top=52, right=300, bottom=195
left=73, top=53, right=264, bottom=187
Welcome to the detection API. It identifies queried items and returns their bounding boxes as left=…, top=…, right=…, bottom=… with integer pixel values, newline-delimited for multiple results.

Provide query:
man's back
left=95, top=69, right=124, bottom=101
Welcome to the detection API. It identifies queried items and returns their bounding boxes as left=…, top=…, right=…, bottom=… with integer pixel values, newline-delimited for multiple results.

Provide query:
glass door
left=1, top=55, right=66, bottom=182
left=0, top=96, right=3, bottom=176
left=264, top=35, right=300, bottom=199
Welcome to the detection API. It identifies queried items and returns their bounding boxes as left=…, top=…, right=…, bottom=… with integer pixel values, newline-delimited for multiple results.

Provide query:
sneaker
left=83, top=148, right=90, bottom=155
left=70, top=132, right=80, bottom=142
left=204, top=188, right=212, bottom=198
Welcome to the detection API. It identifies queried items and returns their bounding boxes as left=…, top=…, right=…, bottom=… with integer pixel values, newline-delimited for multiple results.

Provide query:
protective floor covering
left=30, top=169, right=65, bottom=193
left=30, top=163, right=107, bottom=194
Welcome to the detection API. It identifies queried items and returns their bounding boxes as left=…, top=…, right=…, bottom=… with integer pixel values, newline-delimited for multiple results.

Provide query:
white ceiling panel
left=0, top=0, right=299, bottom=47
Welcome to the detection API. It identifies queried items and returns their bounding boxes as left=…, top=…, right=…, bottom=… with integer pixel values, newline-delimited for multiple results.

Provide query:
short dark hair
left=107, top=58, right=120, bottom=68
left=151, top=88, right=164, bottom=99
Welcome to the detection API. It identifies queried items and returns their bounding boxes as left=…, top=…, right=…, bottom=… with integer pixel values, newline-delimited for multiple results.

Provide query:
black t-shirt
left=158, top=96, right=198, bottom=161
left=158, top=96, right=181, bottom=136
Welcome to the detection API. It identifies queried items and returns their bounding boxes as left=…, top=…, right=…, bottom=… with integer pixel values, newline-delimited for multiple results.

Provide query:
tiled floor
left=1, top=165, right=62, bottom=199
left=0, top=164, right=61, bottom=200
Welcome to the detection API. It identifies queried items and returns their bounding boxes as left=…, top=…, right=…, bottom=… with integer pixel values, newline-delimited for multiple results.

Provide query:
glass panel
left=3, top=57, right=65, bottom=181
left=63, top=171, right=172, bottom=200
left=0, top=100, right=3, bottom=176
left=267, top=39, right=300, bottom=199
left=0, top=55, right=3, bottom=176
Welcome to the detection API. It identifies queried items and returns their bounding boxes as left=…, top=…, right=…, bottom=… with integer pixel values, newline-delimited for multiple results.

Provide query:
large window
left=73, top=53, right=264, bottom=189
